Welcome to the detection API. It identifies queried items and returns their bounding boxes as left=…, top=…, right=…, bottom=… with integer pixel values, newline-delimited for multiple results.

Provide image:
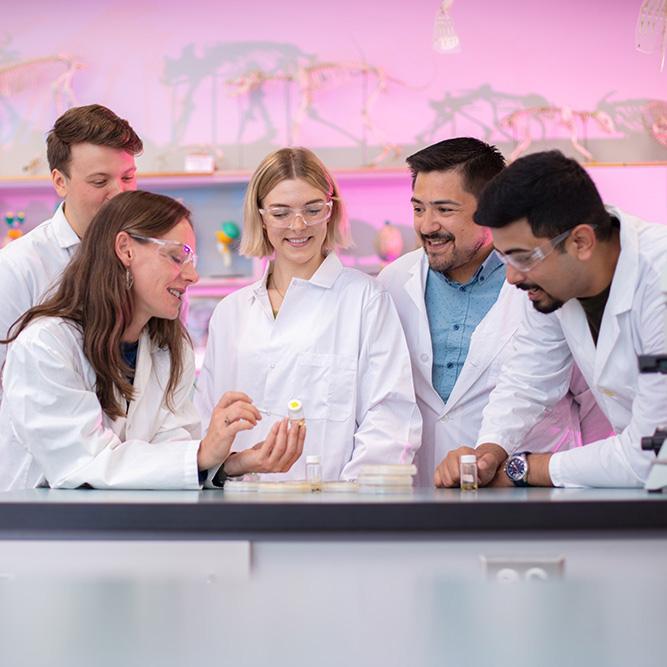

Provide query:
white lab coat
left=194, top=252, right=422, bottom=481
left=478, top=207, right=667, bottom=487
left=0, top=203, right=79, bottom=402
left=378, top=248, right=610, bottom=487
left=0, top=317, right=202, bottom=490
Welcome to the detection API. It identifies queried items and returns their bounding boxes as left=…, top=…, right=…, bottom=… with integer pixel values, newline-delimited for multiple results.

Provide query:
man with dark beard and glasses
left=378, top=139, right=610, bottom=487
left=435, top=150, right=667, bottom=489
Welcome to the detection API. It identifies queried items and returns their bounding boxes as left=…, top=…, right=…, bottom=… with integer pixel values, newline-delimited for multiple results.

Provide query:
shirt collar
left=52, top=202, right=81, bottom=251
left=431, top=248, right=504, bottom=288
left=478, top=249, right=504, bottom=280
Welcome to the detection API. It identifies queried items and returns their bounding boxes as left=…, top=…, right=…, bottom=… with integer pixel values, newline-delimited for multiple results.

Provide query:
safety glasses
left=129, top=234, right=198, bottom=268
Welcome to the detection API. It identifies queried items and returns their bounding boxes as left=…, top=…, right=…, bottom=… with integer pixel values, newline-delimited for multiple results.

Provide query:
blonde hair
left=240, top=147, right=351, bottom=257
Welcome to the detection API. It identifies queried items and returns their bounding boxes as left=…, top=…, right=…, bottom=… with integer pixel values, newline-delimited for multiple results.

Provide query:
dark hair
left=47, top=104, right=143, bottom=176
left=406, top=137, right=506, bottom=197
left=474, top=150, right=613, bottom=240
left=3, top=191, right=191, bottom=419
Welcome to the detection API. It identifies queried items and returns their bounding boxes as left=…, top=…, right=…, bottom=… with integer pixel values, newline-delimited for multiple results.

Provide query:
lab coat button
left=599, top=387, right=616, bottom=398
left=269, top=363, right=276, bottom=369
left=440, top=415, right=449, bottom=422
left=420, top=353, right=429, bottom=363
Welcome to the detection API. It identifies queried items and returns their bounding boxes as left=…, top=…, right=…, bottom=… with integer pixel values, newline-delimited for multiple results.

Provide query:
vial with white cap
left=287, top=399, right=305, bottom=426
left=305, top=455, right=322, bottom=491
left=460, top=454, right=478, bottom=491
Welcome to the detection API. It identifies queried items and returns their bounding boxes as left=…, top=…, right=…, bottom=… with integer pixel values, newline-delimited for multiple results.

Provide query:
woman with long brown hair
left=0, top=190, right=303, bottom=490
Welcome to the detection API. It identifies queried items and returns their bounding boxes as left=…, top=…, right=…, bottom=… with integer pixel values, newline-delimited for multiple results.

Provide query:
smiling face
left=412, top=169, right=493, bottom=283
left=52, top=143, right=137, bottom=238
left=491, top=218, right=578, bottom=313
left=128, top=218, right=198, bottom=325
left=261, top=178, right=329, bottom=270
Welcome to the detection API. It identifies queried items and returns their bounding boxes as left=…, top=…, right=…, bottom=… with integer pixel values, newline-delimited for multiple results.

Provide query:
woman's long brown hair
left=3, top=191, right=193, bottom=419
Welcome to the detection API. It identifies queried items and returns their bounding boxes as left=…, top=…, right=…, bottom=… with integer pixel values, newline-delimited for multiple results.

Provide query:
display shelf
left=0, top=166, right=411, bottom=190
left=2, top=162, right=667, bottom=184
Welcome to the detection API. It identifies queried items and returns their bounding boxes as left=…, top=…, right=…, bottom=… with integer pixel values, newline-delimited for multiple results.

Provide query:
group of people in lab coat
left=0, top=104, right=665, bottom=491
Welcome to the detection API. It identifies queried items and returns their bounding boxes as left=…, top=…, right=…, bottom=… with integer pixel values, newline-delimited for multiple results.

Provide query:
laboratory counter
left=0, top=486, right=665, bottom=540
left=2, top=487, right=667, bottom=625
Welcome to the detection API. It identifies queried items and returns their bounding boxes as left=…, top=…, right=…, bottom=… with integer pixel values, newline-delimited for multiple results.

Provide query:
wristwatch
left=211, top=465, right=229, bottom=488
left=211, top=453, right=243, bottom=488
left=504, top=452, right=530, bottom=487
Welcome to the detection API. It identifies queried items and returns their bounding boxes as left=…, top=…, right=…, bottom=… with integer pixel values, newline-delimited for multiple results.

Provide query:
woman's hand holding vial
left=222, top=418, right=306, bottom=476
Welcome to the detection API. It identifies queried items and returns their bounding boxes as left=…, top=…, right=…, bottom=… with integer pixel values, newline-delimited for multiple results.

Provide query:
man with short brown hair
left=0, top=105, right=142, bottom=398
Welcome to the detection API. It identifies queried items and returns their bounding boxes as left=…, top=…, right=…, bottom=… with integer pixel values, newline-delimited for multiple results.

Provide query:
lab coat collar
left=252, top=261, right=272, bottom=296
left=305, top=252, right=344, bottom=288
left=589, top=206, right=639, bottom=381
left=605, top=205, right=638, bottom=316
left=557, top=206, right=638, bottom=382
left=404, top=249, right=429, bottom=311
left=52, top=202, right=81, bottom=251
left=403, top=250, right=443, bottom=415
left=251, top=252, right=343, bottom=298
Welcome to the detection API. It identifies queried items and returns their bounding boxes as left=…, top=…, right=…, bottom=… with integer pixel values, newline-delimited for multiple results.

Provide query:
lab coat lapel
left=125, top=330, right=154, bottom=438
left=593, top=216, right=638, bottom=383
left=558, top=299, right=596, bottom=381
left=405, top=253, right=445, bottom=416
left=444, top=281, right=517, bottom=411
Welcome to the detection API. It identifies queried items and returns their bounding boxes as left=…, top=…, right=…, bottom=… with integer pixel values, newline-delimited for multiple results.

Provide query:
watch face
left=506, top=456, right=528, bottom=482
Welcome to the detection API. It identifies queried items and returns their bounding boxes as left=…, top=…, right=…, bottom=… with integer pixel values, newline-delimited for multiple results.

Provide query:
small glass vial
left=460, top=454, right=478, bottom=491
left=305, top=455, right=322, bottom=492
left=287, top=399, right=305, bottom=426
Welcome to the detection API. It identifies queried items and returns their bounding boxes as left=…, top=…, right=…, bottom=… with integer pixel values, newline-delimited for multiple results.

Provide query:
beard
left=516, top=281, right=564, bottom=314
left=421, top=231, right=482, bottom=276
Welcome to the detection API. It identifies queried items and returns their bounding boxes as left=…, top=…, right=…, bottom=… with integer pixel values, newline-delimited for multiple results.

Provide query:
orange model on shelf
left=215, top=221, right=241, bottom=268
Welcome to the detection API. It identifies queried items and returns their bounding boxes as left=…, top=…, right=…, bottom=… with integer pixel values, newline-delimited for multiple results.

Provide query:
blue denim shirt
left=425, top=251, right=505, bottom=404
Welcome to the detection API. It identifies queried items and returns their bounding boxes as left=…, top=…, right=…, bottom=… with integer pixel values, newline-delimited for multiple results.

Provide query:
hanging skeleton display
left=433, top=0, right=460, bottom=53
left=636, top=0, right=667, bottom=71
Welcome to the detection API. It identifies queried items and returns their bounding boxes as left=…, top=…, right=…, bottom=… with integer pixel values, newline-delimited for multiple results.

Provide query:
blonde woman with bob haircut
left=196, top=148, right=421, bottom=482
left=0, top=190, right=304, bottom=490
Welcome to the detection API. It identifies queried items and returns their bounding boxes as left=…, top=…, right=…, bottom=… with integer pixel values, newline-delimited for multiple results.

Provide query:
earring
left=125, top=269, right=134, bottom=290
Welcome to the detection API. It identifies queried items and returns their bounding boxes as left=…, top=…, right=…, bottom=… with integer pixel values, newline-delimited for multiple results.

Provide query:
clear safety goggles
left=496, top=228, right=575, bottom=272
left=129, top=234, right=198, bottom=268
left=259, top=200, right=333, bottom=229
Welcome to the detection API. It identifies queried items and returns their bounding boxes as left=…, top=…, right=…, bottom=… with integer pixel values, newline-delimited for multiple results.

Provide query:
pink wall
left=2, top=0, right=666, bottom=175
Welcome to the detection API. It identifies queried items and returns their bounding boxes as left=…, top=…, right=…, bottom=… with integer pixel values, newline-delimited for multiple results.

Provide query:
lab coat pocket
left=296, top=352, right=356, bottom=422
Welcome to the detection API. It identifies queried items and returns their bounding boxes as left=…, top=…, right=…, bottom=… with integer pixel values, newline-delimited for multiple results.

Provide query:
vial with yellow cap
left=287, top=399, right=305, bottom=426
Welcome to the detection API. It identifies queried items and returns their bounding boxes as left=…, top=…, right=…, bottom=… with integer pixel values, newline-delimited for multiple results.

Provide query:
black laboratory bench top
left=0, top=487, right=666, bottom=540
